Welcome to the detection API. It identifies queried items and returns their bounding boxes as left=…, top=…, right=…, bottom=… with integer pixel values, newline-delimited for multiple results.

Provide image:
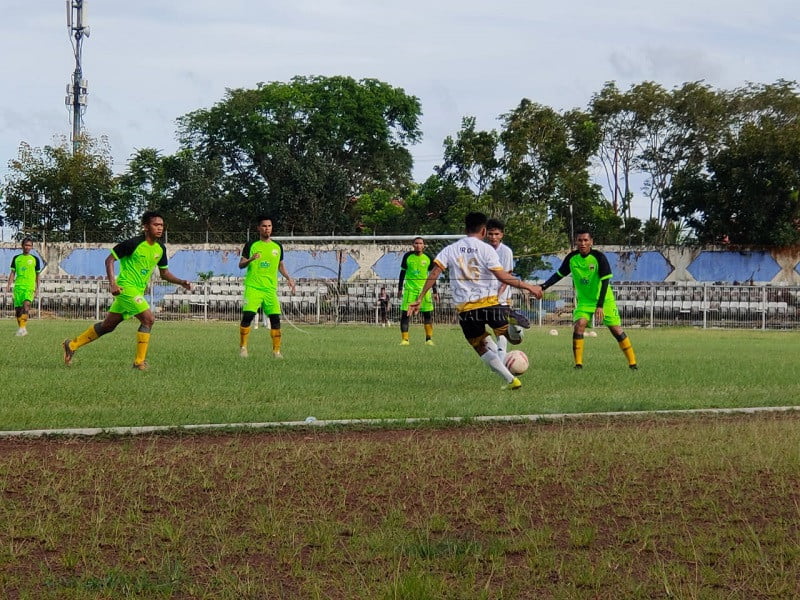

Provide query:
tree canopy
left=2, top=76, right=800, bottom=246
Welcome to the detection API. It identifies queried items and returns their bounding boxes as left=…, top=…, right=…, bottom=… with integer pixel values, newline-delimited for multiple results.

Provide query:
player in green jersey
left=540, top=230, right=637, bottom=370
left=398, top=237, right=438, bottom=345
left=6, top=237, right=43, bottom=336
left=62, top=212, right=192, bottom=370
left=238, top=216, right=296, bottom=358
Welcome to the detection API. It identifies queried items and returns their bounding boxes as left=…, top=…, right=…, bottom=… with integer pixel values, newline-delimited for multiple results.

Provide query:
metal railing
left=2, top=278, right=799, bottom=330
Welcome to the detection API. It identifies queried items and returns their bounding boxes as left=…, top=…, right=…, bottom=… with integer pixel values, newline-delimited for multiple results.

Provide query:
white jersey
left=434, top=236, right=504, bottom=312
left=493, top=242, right=514, bottom=305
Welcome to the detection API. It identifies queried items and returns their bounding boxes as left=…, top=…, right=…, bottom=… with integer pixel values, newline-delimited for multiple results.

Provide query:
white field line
left=0, top=406, right=798, bottom=439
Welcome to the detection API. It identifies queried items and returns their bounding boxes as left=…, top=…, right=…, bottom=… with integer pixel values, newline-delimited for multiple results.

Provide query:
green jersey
left=241, top=239, right=284, bottom=291
left=111, top=235, right=168, bottom=296
left=10, top=253, right=42, bottom=289
left=555, top=249, right=616, bottom=311
left=398, top=251, right=434, bottom=294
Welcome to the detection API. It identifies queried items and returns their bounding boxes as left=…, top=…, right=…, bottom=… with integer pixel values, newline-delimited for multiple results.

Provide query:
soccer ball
left=504, top=350, right=529, bottom=375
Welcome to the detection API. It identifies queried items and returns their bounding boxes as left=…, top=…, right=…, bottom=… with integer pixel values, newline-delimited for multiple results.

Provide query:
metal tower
left=66, top=0, right=89, bottom=154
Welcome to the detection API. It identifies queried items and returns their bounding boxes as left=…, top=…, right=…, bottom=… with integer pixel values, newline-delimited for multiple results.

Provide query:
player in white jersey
left=408, top=212, right=542, bottom=390
left=486, top=218, right=520, bottom=359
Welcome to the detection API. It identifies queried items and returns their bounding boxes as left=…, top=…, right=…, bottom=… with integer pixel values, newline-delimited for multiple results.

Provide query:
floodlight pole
left=66, top=0, right=89, bottom=154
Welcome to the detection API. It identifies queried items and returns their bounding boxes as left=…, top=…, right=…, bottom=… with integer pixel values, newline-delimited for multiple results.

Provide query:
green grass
left=2, top=321, right=799, bottom=430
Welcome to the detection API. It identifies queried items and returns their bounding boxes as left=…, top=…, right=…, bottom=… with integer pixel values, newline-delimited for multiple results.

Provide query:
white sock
left=481, top=350, right=515, bottom=383
left=496, top=335, right=508, bottom=362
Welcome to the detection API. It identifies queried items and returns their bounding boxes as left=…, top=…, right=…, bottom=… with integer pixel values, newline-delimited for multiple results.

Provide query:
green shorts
left=573, top=303, right=621, bottom=327
left=243, top=287, right=281, bottom=315
left=12, top=287, right=35, bottom=308
left=109, top=293, right=150, bottom=319
left=401, top=287, right=433, bottom=312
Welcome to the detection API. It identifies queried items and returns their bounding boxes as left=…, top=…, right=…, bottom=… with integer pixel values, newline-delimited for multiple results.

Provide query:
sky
left=1, top=0, right=797, bottom=224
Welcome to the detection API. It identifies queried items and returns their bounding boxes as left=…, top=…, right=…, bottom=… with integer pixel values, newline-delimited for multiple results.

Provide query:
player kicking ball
left=408, top=212, right=542, bottom=390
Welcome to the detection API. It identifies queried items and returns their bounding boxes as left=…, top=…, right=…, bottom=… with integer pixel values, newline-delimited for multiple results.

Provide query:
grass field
left=2, top=322, right=800, bottom=598
left=2, top=321, right=799, bottom=431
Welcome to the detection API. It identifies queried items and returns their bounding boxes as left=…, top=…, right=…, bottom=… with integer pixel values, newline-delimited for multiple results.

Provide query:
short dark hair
left=141, top=211, right=163, bottom=225
left=465, top=212, right=488, bottom=234
left=256, top=215, right=273, bottom=226
left=21, top=237, right=33, bottom=245
left=412, top=236, right=424, bottom=243
left=575, top=229, right=593, bottom=238
left=486, top=218, right=504, bottom=232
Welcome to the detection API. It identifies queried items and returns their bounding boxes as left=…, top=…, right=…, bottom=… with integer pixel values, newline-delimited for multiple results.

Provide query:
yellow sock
left=19, top=315, right=28, bottom=328
left=135, top=332, right=151, bottom=365
left=573, top=336, right=584, bottom=366
left=401, top=331, right=409, bottom=342
left=270, top=329, right=282, bottom=353
left=239, top=325, right=251, bottom=348
left=619, top=337, right=637, bottom=366
left=71, top=324, right=100, bottom=350
left=424, top=324, right=433, bottom=340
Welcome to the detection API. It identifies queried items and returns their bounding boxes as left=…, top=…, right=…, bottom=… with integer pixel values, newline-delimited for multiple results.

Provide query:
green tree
left=2, top=136, right=130, bottom=241
left=177, top=75, right=422, bottom=234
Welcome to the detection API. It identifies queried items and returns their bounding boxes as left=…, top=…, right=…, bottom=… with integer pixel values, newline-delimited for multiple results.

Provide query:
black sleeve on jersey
left=541, top=252, right=575, bottom=290
left=34, top=256, right=43, bottom=272
left=398, top=251, right=412, bottom=292
left=593, top=250, right=612, bottom=307
left=157, top=242, right=168, bottom=269
left=276, top=241, right=285, bottom=261
left=10, top=254, right=19, bottom=271
left=113, top=235, right=145, bottom=259
left=241, top=241, right=254, bottom=261
left=426, top=253, right=438, bottom=293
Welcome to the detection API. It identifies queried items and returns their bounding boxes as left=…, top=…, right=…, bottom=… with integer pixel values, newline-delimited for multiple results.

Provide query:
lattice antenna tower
left=65, top=0, right=89, bottom=154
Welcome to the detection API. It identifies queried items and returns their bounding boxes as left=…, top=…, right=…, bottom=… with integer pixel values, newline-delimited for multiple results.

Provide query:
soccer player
left=62, top=211, right=192, bottom=369
left=6, top=237, right=43, bottom=336
left=539, top=230, right=638, bottom=370
left=408, top=212, right=543, bottom=390
left=398, top=237, right=438, bottom=345
left=486, top=219, right=529, bottom=354
left=238, top=216, right=296, bottom=358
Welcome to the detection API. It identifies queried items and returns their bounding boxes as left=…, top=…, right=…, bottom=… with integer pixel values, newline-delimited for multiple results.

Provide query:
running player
left=63, top=211, right=192, bottom=369
left=398, top=237, right=438, bottom=345
left=408, top=212, right=542, bottom=390
left=238, top=216, right=296, bottom=358
left=539, top=230, right=638, bottom=370
left=6, top=237, right=43, bottom=336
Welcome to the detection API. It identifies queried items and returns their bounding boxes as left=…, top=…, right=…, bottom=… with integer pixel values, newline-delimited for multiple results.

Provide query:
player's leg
left=239, top=287, right=263, bottom=356
left=419, top=291, right=434, bottom=344
left=132, top=308, right=155, bottom=369
left=609, top=324, right=637, bottom=369
left=422, top=311, right=434, bottom=345
left=572, top=315, right=589, bottom=369
left=463, top=308, right=520, bottom=389
left=19, top=299, right=30, bottom=334
left=268, top=314, right=283, bottom=357
left=263, top=293, right=283, bottom=358
left=63, top=310, right=124, bottom=365
left=239, top=311, right=256, bottom=357
left=399, top=289, right=412, bottom=345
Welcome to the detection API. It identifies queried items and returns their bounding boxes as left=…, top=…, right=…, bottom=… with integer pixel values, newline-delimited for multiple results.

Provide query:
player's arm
left=5, top=268, right=14, bottom=292
left=427, top=255, right=439, bottom=300
left=278, top=260, right=296, bottom=293
left=493, top=269, right=542, bottom=299
left=105, top=253, right=121, bottom=296
left=540, top=254, right=573, bottom=291
left=398, top=252, right=410, bottom=294
left=407, top=264, right=443, bottom=315
left=159, top=268, right=192, bottom=291
left=238, top=242, right=258, bottom=269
